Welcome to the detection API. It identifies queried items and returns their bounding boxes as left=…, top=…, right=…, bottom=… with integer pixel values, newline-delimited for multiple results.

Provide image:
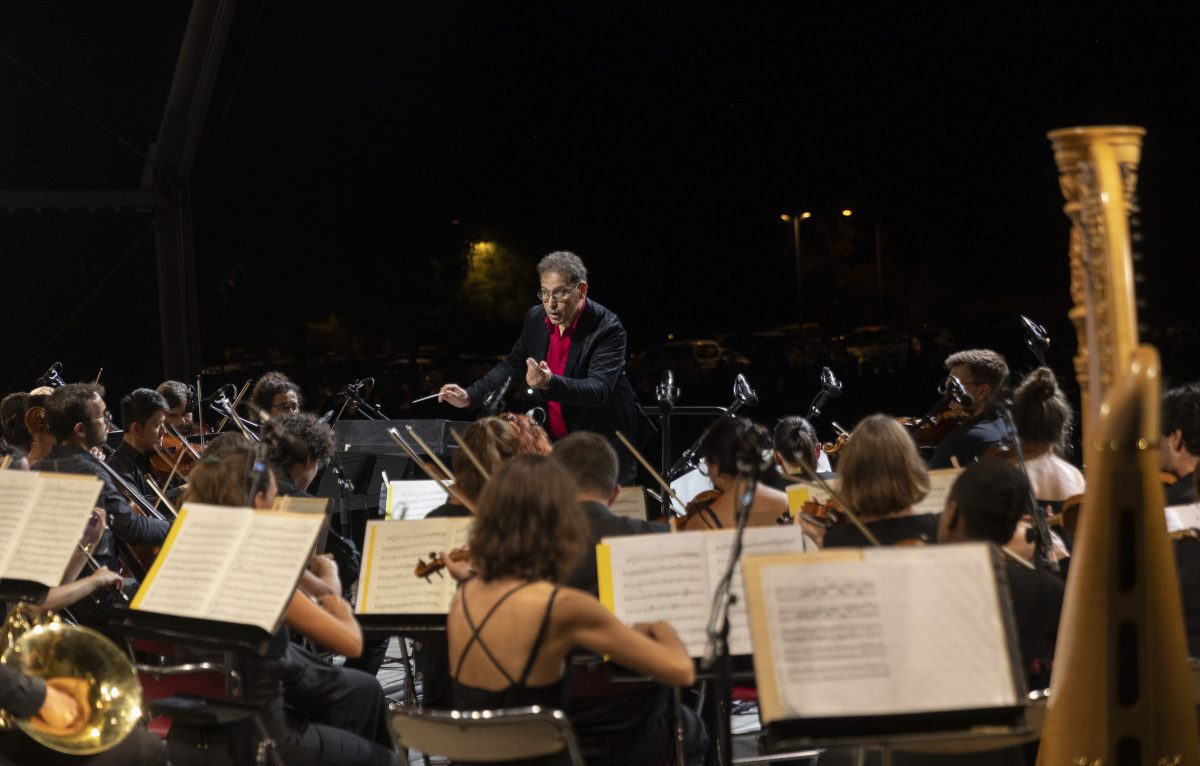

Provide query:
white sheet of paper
left=669, top=466, right=713, bottom=506
left=4, top=474, right=102, bottom=586
left=912, top=468, right=963, bottom=516
left=1165, top=503, right=1200, bottom=533
left=133, top=505, right=248, bottom=619
left=357, top=518, right=471, bottom=614
left=609, top=486, right=648, bottom=522
left=385, top=480, right=452, bottom=520
left=0, top=471, right=43, bottom=574
left=757, top=544, right=1017, bottom=719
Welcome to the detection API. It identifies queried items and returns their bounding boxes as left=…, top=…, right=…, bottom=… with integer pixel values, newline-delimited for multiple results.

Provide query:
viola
left=414, top=549, right=470, bottom=582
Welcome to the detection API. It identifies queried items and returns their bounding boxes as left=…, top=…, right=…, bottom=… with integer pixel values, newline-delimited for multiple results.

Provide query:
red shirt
left=543, top=300, right=586, bottom=439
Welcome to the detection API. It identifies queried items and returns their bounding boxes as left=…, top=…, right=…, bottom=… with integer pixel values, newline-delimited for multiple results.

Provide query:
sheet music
left=133, top=506, right=248, bottom=618
left=357, top=518, right=471, bottom=614
left=912, top=468, right=963, bottom=516
left=784, top=478, right=840, bottom=515
left=384, top=480, right=451, bottom=520
left=609, top=486, right=648, bottom=522
left=1165, top=503, right=1200, bottom=533
left=209, top=513, right=323, bottom=632
left=4, top=474, right=102, bottom=586
left=604, top=534, right=710, bottom=654
left=755, top=544, right=1017, bottom=720
left=0, top=471, right=41, bottom=573
left=602, top=526, right=812, bottom=656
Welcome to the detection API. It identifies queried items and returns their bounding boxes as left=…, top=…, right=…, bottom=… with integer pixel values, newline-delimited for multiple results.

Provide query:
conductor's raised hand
left=439, top=384, right=470, bottom=408
left=525, top=358, right=552, bottom=390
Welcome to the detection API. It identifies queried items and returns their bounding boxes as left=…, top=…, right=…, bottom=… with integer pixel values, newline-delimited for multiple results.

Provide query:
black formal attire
left=105, top=441, right=157, bottom=500
left=823, top=513, right=941, bottom=548
left=1175, top=538, right=1200, bottom=658
left=464, top=299, right=642, bottom=483
left=1166, top=471, right=1197, bottom=506
left=0, top=666, right=168, bottom=766
left=39, top=444, right=171, bottom=627
left=927, top=410, right=1007, bottom=469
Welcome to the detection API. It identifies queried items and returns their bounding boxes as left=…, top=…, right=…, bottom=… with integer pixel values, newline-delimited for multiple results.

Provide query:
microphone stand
left=701, top=457, right=759, bottom=766
left=993, top=400, right=1061, bottom=573
left=656, top=371, right=679, bottom=522
left=343, top=380, right=388, bottom=421
left=666, top=377, right=756, bottom=482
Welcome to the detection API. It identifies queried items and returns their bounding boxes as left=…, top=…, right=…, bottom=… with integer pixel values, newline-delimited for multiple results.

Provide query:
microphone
left=482, top=374, right=513, bottom=416
left=733, top=374, right=758, bottom=407
left=346, top=377, right=375, bottom=394
left=201, top=383, right=238, bottom=405
left=36, top=362, right=65, bottom=389
left=656, top=370, right=680, bottom=406
left=819, top=366, right=842, bottom=398
left=943, top=375, right=975, bottom=409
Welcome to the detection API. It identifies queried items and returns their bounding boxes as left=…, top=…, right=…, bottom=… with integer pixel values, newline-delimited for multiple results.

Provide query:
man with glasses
left=440, top=250, right=641, bottom=482
left=928, top=348, right=1010, bottom=469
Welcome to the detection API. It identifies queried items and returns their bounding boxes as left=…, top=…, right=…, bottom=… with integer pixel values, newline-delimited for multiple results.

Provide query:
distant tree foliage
left=458, top=241, right=532, bottom=323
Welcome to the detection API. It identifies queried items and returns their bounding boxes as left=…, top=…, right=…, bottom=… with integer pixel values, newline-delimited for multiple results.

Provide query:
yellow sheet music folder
left=742, top=544, right=1022, bottom=726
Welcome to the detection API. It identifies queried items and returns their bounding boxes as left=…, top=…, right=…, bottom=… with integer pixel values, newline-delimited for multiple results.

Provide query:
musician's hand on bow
left=439, top=384, right=470, bottom=408
left=80, top=508, right=106, bottom=548
left=525, top=358, right=552, bottom=390
left=86, top=567, right=122, bottom=594
left=439, top=547, right=474, bottom=581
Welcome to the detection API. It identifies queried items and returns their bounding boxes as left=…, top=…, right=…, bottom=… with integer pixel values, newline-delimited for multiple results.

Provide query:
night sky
left=3, top=3, right=1199, bottom=428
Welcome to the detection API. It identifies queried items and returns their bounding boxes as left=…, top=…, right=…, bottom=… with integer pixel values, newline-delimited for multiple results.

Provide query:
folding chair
left=388, top=704, right=585, bottom=766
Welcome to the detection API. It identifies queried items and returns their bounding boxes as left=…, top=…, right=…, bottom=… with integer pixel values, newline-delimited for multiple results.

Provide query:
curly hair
left=498, top=412, right=552, bottom=456
left=265, top=412, right=334, bottom=470
left=156, top=380, right=190, bottom=410
left=838, top=414, right=930, bottom=519
left=773, top=416, right=820, bottom=472
left=451, top=417, right=522, bottom=502
left=1162, top=382, right=1200, bottom=455
left=536, top=251, right=588, bottom=284
left=250, top=371, right=302, bottom=415
left=944, top=349, right=1009, bottom=392
left=469, top=455, right=588, bottom=584
left=1012, top=367, right=1073, bottom=452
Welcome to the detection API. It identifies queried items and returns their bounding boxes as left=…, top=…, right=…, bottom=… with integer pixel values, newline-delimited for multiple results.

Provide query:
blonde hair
left=838, top=414, right=929, bottom=519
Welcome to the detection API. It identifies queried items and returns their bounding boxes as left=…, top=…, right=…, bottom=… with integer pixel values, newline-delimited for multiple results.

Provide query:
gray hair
left=537, top=251, right=588, bottom=283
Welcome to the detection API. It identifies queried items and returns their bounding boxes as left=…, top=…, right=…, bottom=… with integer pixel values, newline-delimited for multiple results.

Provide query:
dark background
left=3, top=2, right=1198, bottom=445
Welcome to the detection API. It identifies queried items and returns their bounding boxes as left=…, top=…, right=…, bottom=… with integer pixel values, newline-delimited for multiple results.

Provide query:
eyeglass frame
left=536, top=283, right=580, bottom=304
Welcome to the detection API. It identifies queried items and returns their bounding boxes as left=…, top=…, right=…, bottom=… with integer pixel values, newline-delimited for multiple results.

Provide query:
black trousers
left=281, top=643, right=392, bottom=749
left=0, top=726, right=167, bottom=766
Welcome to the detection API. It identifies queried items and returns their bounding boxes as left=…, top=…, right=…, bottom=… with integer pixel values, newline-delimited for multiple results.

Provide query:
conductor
left=439, top=251, right=640, bottom=483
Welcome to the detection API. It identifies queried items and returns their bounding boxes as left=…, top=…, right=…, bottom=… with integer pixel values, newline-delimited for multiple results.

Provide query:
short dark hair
left=265, top=412, right=334, bottom=470
left=120, top=388, right=168, bottom=430
left=536, top=251, right=588, bottom=283
left=470, top=455, right=587, bottom=584
left=44, top=383, right=105, bottom=441
left=948, top=459, right=1030, bottom=544
left=773, top=416, right=820, bottom=472
left=1012, top=367, right=1073, bottom=452
left=945, top=349, right=1009, bottom=393
left=1, top=392, right=32, bottom=450
left=250, top=371, right=302, bottom=415
left=1162, top=382, right=1200, bottom=455
left=551, top=432, right=618, bottom=497
left=697, top=416, right=771, bottom=478
left=157, top=380, right=190, bottom=410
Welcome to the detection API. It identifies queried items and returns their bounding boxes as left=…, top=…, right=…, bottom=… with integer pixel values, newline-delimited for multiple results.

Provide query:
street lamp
left=781, top=212, right=811, bottom=325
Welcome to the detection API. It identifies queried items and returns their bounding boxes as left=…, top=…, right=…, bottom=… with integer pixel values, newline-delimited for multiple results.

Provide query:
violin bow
left=613, top=430, right=691, bottom=526
left=387, top=428, right=477, bottom=513
left=404, top=425, right=456, bottom=483
left=150, top=445, right=186, bottom=512
left=144, top=474, right=180, bottom=520
left=0, top=455, right=10, bottom=471
left=215, top=379, right=253, bottom=434
left=449, top=429, right=490, bottom=481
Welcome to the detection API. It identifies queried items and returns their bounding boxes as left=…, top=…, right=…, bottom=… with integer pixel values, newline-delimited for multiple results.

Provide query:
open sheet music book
left=742, top=543, right=1024, bottom=736
left=382, top=480, right=451, bottom=520
left=357, top=518, right=472, bottom=615
left=597, top=526, right=815, bottom=657
left=0, top=470, right=103, bottom=590
left=130, top=504, right=324, bottom=635
left=785, top=468, right=961, bottom=518
left=609, top=486, right=648, bottom=522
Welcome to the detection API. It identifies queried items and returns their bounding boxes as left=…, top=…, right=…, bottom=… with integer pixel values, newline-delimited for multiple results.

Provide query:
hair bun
left=1020, top=367, right=1058, bottom=402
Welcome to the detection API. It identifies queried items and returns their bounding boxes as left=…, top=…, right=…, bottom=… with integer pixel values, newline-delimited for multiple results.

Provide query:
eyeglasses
left=536, top=284, right=579, bottom=303
left=272, top=401, right=300, bottom=413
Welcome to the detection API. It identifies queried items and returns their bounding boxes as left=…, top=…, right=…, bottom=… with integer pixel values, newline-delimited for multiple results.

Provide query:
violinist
left=1011, top=367, right=1084, bottom=501
left=106, top=388, right=174, bottom=499
left=824, top=415, right=939, bottom=548
left=156, top=379, right=194, bottom=434
left=927, top=349, right=1010, bottom=469
left=771, top=415, right=834, bottom=479
left=251, top=370, right=303, bottom=417
left=683, top=416, right=792, bottom=530
left=1161, top=382, right=1200, bottom=506
left=938, top=460, right=1064, bottom=691
left=0, top=389, right=56, bottom=466
left=39, top=384, right=170, bottom=627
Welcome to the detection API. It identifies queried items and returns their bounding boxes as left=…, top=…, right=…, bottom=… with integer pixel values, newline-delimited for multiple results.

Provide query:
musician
left=686, top=416, right=793, bottom=530
left=1161, top=382, right=1200, bottom=506
left=772, top=415, right=834, bottom=478
left=180, top=440, right=396, bottom=766
left=938, top=460, right=1064, bottom=690
left=0, top=664, right=167, bottom=766
left=824, top=415, right=940, bottom=547
left=106, top=388, right=170, bottom=499
left=438, top=251, right=641, bottom=483
left=251, top=370, right=303, bottom=417
left=551, top=433, right=707, bottom=766
left=928, top=349, right=1010, bottom=469
left=156, top=380, right=194, bottom=434
left=0, top=389, right=55, bottom=465
left=446, top=455, right=694, bottom=763
left=40, top=384, right=170, bottom=624
left=1011, top=367, right=1084, bottom=501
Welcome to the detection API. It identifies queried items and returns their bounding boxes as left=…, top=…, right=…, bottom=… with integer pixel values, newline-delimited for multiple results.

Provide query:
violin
left=678, top=489, right=724, bottom=530
left=799, top=497, right=845, bottom=530
left=414, top=549, right=470, bottom=582
left=820, top=421, right=851, bottom=456
left=149, top=425, right=203, bottom=482
left=898, top=409, right=973, bottom=448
